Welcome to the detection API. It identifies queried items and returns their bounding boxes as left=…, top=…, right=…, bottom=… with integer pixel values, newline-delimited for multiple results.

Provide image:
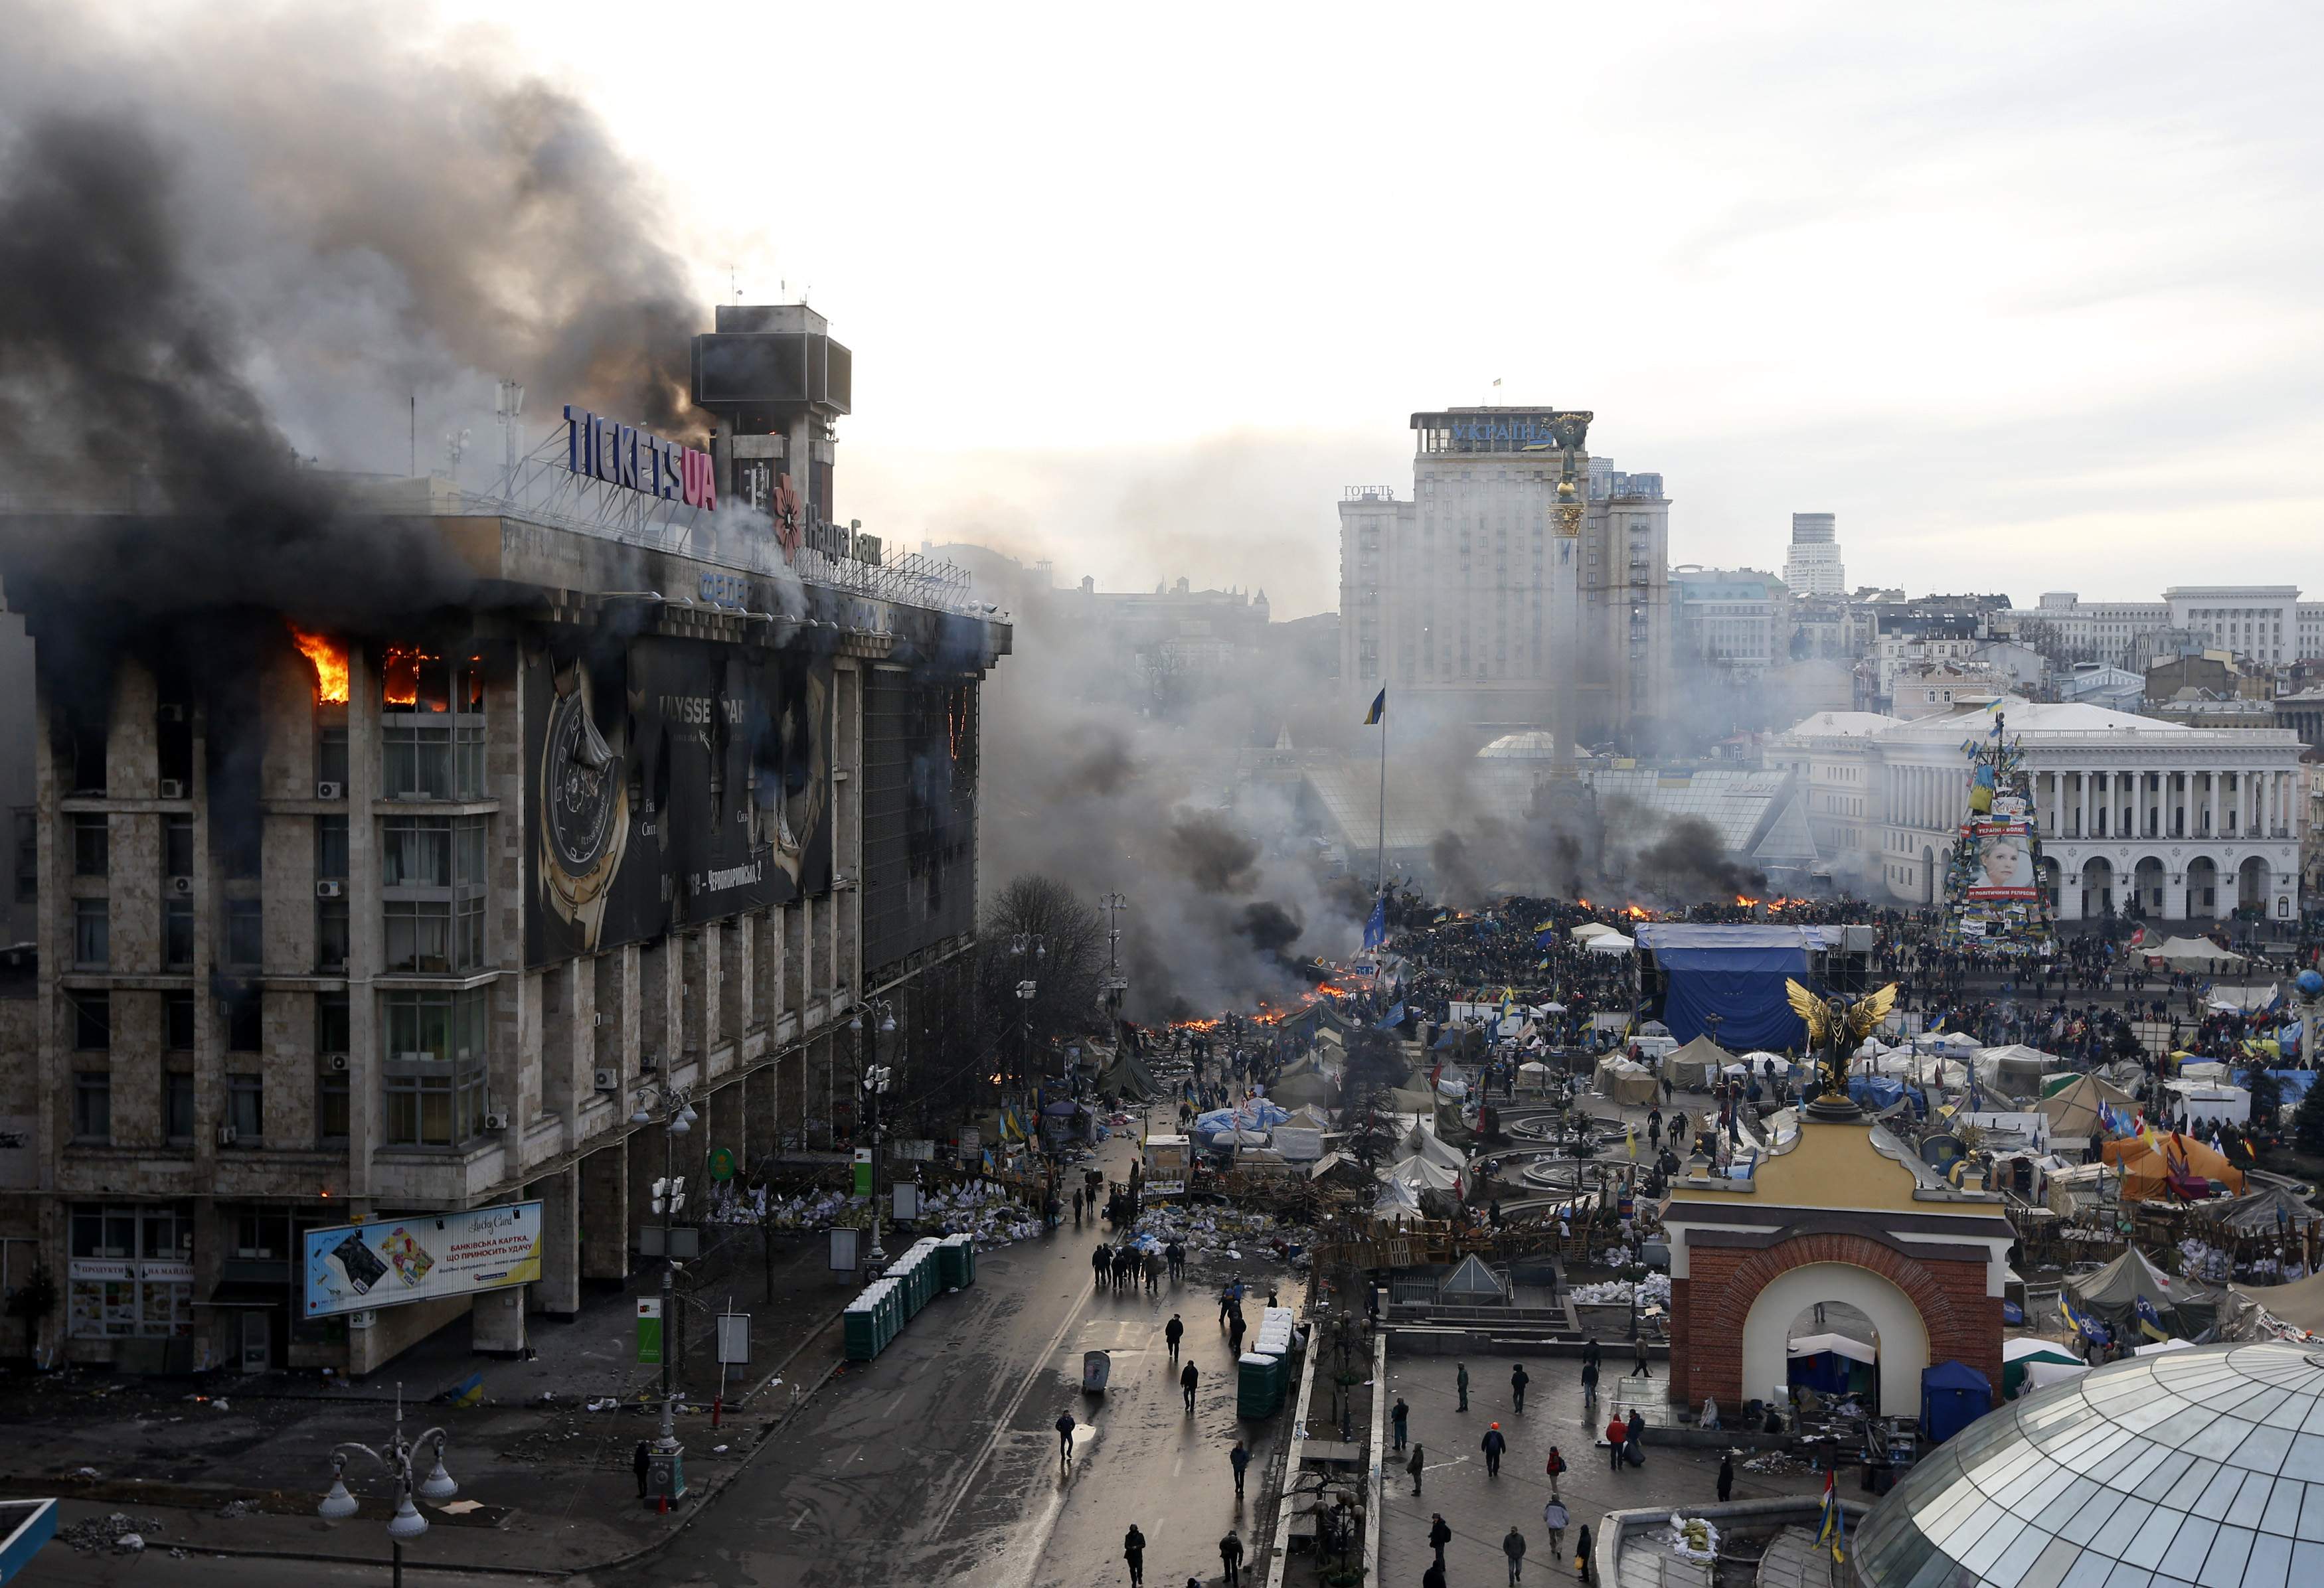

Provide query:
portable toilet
left=1237, top=1352, right=1282, bottom=1419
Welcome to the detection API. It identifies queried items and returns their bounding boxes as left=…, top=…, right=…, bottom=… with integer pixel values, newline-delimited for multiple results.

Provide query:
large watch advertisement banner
left=524, top=633, right=833, bottom=965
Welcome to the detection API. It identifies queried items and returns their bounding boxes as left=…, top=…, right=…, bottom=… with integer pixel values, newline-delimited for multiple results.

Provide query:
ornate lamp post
left=317, top=1383, right=456, bottom=1588
left=851, top=998, right=897, bottom=1279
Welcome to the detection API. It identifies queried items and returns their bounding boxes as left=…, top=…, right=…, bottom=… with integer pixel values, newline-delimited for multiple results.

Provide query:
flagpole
left=1375, top=694, right=1388, bottom=900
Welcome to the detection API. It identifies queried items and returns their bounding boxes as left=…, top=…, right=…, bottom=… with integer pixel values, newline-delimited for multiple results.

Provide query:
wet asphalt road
left=580, top=1212, right=1278, bottom=1588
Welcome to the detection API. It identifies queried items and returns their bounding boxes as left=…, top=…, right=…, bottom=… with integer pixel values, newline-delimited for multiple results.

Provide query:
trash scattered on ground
left=1566, top=1272, right=1673, bottom=1307
left=586, top=1397, right=620, bottom=1412
left=58, top=1514, right=162, bottom=1553
left=214, top=1500, right=253, bottom=1520
left=1742, top=1450, right=1809, bottom=1474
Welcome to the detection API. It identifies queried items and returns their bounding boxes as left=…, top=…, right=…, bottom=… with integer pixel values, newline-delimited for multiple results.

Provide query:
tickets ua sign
left=564, top=405, right=716, bottom=511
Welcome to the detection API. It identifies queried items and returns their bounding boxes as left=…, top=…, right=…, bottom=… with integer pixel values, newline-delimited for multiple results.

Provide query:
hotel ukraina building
left=1770, top=697, right=2305, bottom=921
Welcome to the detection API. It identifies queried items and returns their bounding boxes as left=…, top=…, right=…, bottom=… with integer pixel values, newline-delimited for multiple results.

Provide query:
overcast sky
left=210, top=3, right=2324, bottom=616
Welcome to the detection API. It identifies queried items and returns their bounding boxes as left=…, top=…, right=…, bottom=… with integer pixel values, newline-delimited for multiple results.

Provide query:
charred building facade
left=0, top=309, right=1007, bottom=1374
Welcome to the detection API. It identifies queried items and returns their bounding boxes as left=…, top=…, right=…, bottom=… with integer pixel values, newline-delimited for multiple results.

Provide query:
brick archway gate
left=1670, top=1229, right=2001, bottom=1414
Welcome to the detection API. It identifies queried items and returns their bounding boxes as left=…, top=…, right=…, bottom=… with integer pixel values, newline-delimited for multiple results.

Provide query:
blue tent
left=1920, top=1360, right=1993, bottom=1445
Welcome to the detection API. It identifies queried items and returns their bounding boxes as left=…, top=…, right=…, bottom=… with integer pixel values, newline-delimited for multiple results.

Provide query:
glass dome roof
left=1857, top=1343, right=2324, bottom=1588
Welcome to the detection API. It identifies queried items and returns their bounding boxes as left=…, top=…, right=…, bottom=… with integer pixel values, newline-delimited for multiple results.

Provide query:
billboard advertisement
left=861, top=673, right=979, bottom=974
left=523, top=633, right=833, bottom=965
left=1965, top=820, right=2039, bottom=901
left=301, top=1202, right=544, bottom=1319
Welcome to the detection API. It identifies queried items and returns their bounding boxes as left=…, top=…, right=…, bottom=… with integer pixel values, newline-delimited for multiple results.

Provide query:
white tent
left=1517, top=1061, right=1556, bottom=1078
left=1572, top=922, right=1621, bottom=943
left=1786, top=1332, right=1877, bottom=1364
left=2208, top=985, right=2279, bottom=1013
left=1586, top=933, right=1636, bottom=954
left=2162, top=1081, right=2251, bottom=1127
left=2023, top=1360, right=2092, bottom=1390
left=2149, top=935, right=2246, bottom=967
left=1373, top=1176, right=1423, bottom=1216
left=2133, top=1336, right=2195, bottom=1357
left=1918, top=1030, right=1982, bottom=1054
left=1387, top=1153, right=1462, bottom=1196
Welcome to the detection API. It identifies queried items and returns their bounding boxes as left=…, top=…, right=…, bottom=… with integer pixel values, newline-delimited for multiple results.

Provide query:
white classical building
left=1774, top=697, right=2305, bottom=921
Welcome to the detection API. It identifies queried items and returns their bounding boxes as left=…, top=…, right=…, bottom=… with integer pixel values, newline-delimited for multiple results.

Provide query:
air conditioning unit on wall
left=316, top=781, right=344, bottom=800
left=484, top=1112, right=509, bottom=1131
left=325, top=1054, right=350, bottom=1073
left=594, top=1068, right=619, bottom=1092
left=316, top=880, right=345, bottom=899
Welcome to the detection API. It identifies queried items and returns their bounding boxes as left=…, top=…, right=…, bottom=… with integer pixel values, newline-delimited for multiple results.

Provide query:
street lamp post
left=317, top=1382, right=457, bottom=1588
left=1010, top=932, right=1046, bottom=1092
left=851, top=998, right=897, bottom=1279
left=630, top=1080, right=697, bottom=1506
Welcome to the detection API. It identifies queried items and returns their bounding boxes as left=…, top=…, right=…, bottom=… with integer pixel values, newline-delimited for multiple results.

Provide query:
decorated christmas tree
left=1941, top=707, right=2054, bottom=955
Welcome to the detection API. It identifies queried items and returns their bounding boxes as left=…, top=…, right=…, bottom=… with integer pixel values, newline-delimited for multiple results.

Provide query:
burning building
left=0, top=307, right=1007, bottom=1374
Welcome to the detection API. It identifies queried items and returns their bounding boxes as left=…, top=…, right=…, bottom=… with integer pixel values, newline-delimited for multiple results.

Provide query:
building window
left=224, top=899, right=262, bottom=967
left=72, top=991, right=109, bottom=1052
left=382, top=815, right=487, bottom=973
left=226, top=994, right=262, bottom=1054
left=10, top=810, right=33, bottom=902
left=164, top=1070, right=195, bottom=1143
left=164, top=815, right=194, bottom=879
left=73, top=898, right=109, bottom=969
left=147, top=996, right=193, bottom=1066
left=224, top=1073, right=263, bottom=1141
left=318, top=726, right=350, bottom=791
left=316, top=815, right=349, bottom=880
left=382, top=987, right=489, bottom=1148
left=382, top=655, right=485, bottom=800
left=67, top=1204, right=191, bottom=1340
left=318, top=1066, right=350, bottom=1144
left=317, top=991, right=351, bottom=1057
left=317, top=896, right=349, bottom=971
left=72, top=814, right=108, bottom=876
left=72, top=1071, right=111, bottom=1141
left=164, top=900, right=195, bottom=969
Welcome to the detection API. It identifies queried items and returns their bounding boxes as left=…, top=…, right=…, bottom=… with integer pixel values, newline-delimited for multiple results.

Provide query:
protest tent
left=2199, top=1184, right=2324, bottom=1237
left=2148, top=935, right=2245, bottom=969
left=2036, top=1073, right=2137, bottom=1140
left=1592, top=1056, right=1659, bottom=1107
left=1586, top=933, right=1635, bottom=954
left=1975, top=1045, right=2056, bottom=1097
left=2065, top=1246, right=2221, bottom=1339
left=1572, top=922, right=1621, bottom=943
left=1921, top=1361, right=1994, bottom=1443
left=2100, top=1131, right=2247, bottom=1199
left=1787, top=1331, right=1876, bottom=1394
left=2230, top=1269, right=2324, bottom=1335
left=1665, top=1033, right=1733, bottom=1091
left=2022, top=1359, right=2092, bottom=1391
left=2002, top=1337, right=2084, bottom=1397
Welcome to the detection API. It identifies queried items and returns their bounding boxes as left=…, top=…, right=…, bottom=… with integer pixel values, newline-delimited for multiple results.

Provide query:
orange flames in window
left=381, top=645, right=433, bottom=707
left=288, top=623, right=349, bottom=703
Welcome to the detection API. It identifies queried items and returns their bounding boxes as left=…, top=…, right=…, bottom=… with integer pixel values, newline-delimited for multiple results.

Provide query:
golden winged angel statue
left=1784, top=979, right=1899, bottom=1107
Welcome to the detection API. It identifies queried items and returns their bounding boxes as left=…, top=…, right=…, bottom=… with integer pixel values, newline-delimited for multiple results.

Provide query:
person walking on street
left=1392, top=1395, right=1410, bottom=1453
left=1574, top=1523, right=1594, bottom=1583
left=1580, top=1356, right=1598, bottom=1411
left=1167, top=1239, right=1185, bottom=1281
left=1482, top=1421, right=1507, bottom=1477
left=632, top=1439, right=652, bottom=1499
left=1093, top=1243, right=1112, bottom=1289
left=1165, top=1314, right=1184, bottom=1358
left=1582, top=1337, right=1600, bottom=1372
left=1230, top=1439, right=1250, bottom=1500
left=1457, top=1361, right=1471, bottom=1412
left=1625, top=1409, right=1643, bottom=1466
left=1123, top=1523, right=1146, bottom=1588
left=1429, top=1514, right=1453, bottom=1568
left=1717, top=1451, right=1734, bottom=1502
left=1505, top=1524, right=1529, bottom=1586
left=1606, top=1415, right=1627, bottom=1470
left=1181, top=1360, right=1200, bottom=1412
left=1633, top=1336, right=1652, bottom=1378
left=1057, top=1411, right=1078, bottom=1471
left=1544, top=1445, right=1566, bottom=1499
left=1542, top=1498, right=1569, bottom=1560
left=1219, top=1530, right=1245, bottom=1587
left=1408, top=1443, right=1426, bottom=1495
left=1228, top=1312, right=1247, bottom=1358
left=1073, top=1187, right=1086, bottom=1225
left=1511, top=1362, right=1531, bottom=1413
left=1145, top=1250, right=1163, bottom=1294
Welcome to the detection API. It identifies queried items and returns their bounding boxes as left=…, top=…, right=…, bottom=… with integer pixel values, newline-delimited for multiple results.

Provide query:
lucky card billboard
left=302, top=1202, right=544, bottom=1319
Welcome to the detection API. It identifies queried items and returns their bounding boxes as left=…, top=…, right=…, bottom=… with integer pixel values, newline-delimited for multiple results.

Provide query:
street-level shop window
left=68, top=1204, right=192, bottom=1339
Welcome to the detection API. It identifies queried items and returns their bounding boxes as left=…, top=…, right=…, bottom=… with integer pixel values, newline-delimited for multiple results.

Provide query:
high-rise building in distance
left=1784, top=512, right=1845, bottom=597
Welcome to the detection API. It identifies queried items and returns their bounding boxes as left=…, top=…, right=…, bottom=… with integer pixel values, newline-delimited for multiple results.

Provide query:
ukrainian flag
left=1363, top=688, right=1386, bottom=726
left=1816, top=1469, right=1845, bottom=1561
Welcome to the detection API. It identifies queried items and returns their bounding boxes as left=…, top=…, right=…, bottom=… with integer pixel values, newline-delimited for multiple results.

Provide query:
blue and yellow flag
left=1817, top=1470, right=1846, bottom=1561
left=1363, top=687, right=1386, bottom=726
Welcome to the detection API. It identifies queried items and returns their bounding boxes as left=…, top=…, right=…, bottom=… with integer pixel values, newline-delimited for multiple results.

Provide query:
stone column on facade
left=471, top=1287, right=527, bottom=1356
left=533, top=1162, right=581, bottom=1318
left=346, top=644, right=382, bottom=1204
left=2078, top=767, right=2092, bottom=840
left=2208, top=770, right=2220, bottom=838
left=578, top=1137, right=628, bottom=1281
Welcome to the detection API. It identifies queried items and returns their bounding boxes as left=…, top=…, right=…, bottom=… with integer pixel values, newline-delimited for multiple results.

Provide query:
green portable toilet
left=1236, top=1352, right=1281, bottom=1419
left=936, top=1233, right=967, bottom=1289
left=843, top=1296, right=881, bottom=1362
